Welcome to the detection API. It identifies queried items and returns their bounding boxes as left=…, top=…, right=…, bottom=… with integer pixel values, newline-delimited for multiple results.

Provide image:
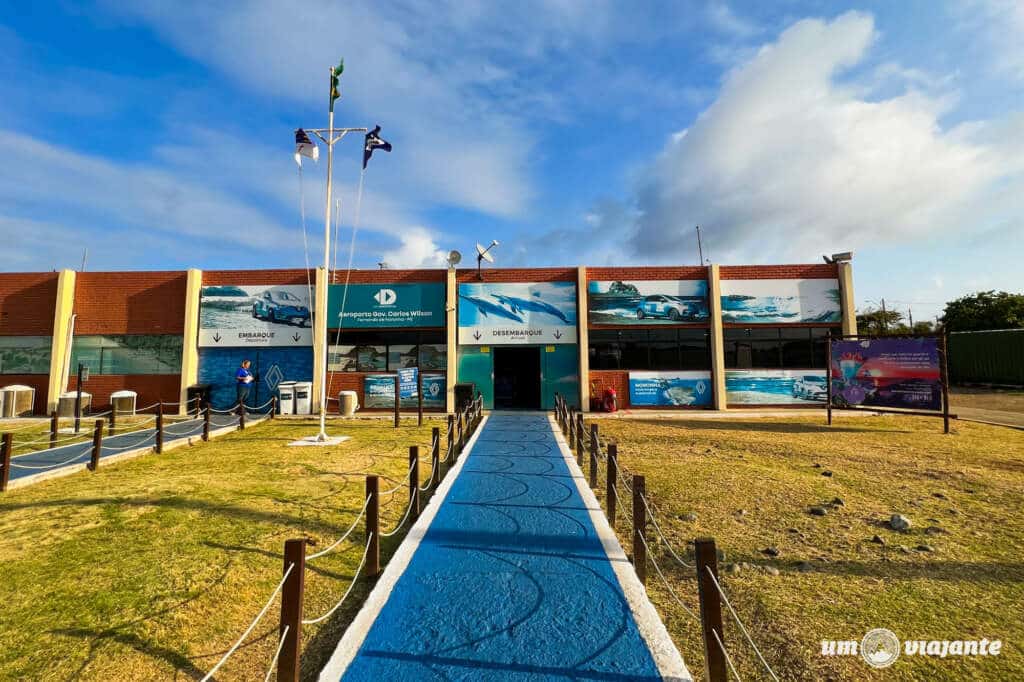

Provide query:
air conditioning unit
left=2, top=384, right=36, bottom=417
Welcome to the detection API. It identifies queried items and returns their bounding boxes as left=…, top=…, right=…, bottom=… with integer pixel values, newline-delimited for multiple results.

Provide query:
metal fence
left=948, top=329, right=1024, bottom=386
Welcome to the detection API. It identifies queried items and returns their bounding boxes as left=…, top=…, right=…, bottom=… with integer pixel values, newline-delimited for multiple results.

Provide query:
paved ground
left=954, top=407, right=1024, bottom=429
left=329, top=413, right=682, bottom=681
left=5, top=413, right=242, bottom=483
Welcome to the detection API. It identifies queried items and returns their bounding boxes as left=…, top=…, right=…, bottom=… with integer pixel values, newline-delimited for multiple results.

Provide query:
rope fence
left=552, top=392, right=780, bottom=682
left=185, top=392, right=485, bottom=681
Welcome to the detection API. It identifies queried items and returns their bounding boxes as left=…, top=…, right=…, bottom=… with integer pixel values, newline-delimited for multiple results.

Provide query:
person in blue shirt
left=236, top=360, right=254, bottom=412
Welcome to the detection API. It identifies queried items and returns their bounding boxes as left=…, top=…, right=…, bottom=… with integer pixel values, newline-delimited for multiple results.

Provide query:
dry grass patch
left=0, top=417, right=447, bottom=681
left=592, top=414, right=1024, bottom=681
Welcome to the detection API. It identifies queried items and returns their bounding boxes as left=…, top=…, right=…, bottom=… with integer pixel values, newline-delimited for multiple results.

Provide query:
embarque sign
left=199, top=285, right=314, bottom=347
left=458, top=282, right=577, bottom=345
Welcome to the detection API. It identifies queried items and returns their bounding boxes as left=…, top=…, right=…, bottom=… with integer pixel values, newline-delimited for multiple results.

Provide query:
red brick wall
left=67, top=374, right=181, bottom=411
left=457, top=267, right=576, bottom=283
left=74, top=271, right=187, bottom=335
left=586, top=266, right=707, bottom=281
left=203, top=269, right=313, bottom=286
left=589, top=370, right=630, bottom=409
left=720, top=264, right=838, bottom=279
left=0, top=272, right=58, bottom=336
left=0, top=375, right=49, bottom=414
left=325, top=372, right=444, bottom=413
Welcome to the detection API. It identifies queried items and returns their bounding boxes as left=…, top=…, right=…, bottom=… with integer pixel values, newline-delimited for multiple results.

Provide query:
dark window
left=781, top=328, right=812, bottom=368
left=70, top=335, right=183, bottom=375
left=726, top=327, right=835, bottom=368
left=647, top=329, right=679, bottom=370
left=329, top=330, right=447, bottom=372
left=589, top=329, right=710, bottom=371
left=810, top=328, right=832, bottom=367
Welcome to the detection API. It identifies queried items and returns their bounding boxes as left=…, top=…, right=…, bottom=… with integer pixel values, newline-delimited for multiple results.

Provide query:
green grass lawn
left=0, top=417, right=449, bottom=681
left=590, top=414, right=1024, bottom=681
left=2, top=415, right=178, bottom=455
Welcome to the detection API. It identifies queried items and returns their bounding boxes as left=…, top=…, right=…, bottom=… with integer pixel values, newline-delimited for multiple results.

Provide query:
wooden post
left=277, top=538, right=306, bottom=682
left=457, top=413, right=464, bottom=454
left=431, top=426, right=440, bottom=487
left=632, top=475, right=647, bottom=585
left=49, top=411, right=58, bottom=449
left=589, top=423, right=598, bottom=488
left=939, top=332, right=951, bottom=434
left=89, top=419, right=103, bottom=471
left=447, top=413, right=455, bottom=458
left=155, top=403, right=164, bottom=454
left=239, top=401, right=246, bottom=431
left=409, top=446, right=420, bottom=520
left=607, top=444, right=618, bottom=528
left=366, top=475, right=380, bottom=577
left=695, top=538, right=727, bottom=682
left=394, top=374, right=401, bottom=429
left=1, top=433, right=11, bottom=492
left=270, top=395, right=277, bottom=420
left=826, top=335, right=833, bottom=426
left=202, top=403, right=211, bottom=442
left=74, top=362, right=84, bottom=435
left=576, top=412, right=585, bottom=466
left=568, top=407, right=576, bottom=448
left=108, top=404, right=116, bottom=436
left=417, top=370, right=424, bottom=427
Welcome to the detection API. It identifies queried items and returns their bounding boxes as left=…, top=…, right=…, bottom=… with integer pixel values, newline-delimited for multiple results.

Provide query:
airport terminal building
left=0, top=261, right=855, bottom=416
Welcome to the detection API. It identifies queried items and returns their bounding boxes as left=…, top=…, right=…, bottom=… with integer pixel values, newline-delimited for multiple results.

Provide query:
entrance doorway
left=493, top=347, right=541, bottom=409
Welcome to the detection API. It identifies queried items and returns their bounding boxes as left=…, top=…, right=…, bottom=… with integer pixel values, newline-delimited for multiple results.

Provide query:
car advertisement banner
left=720, top=279, right=841, bottom=323
left=726, top=369, right=828, bottom=405
left=458, top=282, right=577, bottom=345
left=364, top=374, right=444, bottom=408
left=589, top=280, right=709, bottom=325
left=327, top=283, right=445, bottom=329
left=628, top=371, right=713, bottom=407
left=830, top=338, right=942, bottom=411
left=199, top=285, right=313, bottom=347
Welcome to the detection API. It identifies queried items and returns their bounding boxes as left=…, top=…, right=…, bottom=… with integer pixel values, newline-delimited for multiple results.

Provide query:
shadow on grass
left=623, top=418, right=911, bottom=435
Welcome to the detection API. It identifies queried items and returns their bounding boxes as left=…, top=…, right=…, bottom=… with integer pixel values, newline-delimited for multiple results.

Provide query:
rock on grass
left=889, top=514, right=912, bottom=531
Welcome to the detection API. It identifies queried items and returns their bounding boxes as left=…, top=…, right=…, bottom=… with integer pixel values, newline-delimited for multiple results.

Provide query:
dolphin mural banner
left=628, top=371, right=713, bottom=407
left=458, top=282, right=577, bottom=345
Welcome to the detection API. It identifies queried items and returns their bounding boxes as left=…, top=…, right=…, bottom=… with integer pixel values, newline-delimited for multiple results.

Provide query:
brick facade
left=74, top=271, right=187, bottom=335
left=67, top=374, right=182, bottom=412
left=720, top=264, right=838, bottom=279
left=586, top=266, right=708, bottom=281
left=0, top=272, right=59, bottom=336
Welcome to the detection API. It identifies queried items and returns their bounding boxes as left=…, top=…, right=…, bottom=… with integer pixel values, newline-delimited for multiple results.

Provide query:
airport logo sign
left=327, top=283, right=445, bottom=329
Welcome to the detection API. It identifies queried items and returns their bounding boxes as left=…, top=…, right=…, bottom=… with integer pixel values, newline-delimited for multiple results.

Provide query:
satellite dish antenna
left=447, top=250, right=462, bottom=268
left=475, top=240, right=499, bottom=280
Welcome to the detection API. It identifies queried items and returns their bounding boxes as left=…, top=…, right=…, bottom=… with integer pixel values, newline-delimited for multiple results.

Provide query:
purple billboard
left=830, top=338, right=943, bottom=411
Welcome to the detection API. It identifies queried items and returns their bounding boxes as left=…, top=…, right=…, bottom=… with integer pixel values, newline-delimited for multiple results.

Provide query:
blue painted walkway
left=334, top=413, right=672, bottom=681
left=6, top=413, right=242, bottom=483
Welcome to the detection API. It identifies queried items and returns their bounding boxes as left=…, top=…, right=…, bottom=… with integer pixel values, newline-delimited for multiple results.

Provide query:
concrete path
left=322, top=412, right=688, bottom=681
left=954, top=407, right=1024, bottom=430
left=5, top=413, right=243, bottom=485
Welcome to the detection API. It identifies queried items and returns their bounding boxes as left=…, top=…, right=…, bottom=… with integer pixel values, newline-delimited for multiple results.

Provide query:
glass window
left=725, top=328, right=782, bottom=369
left=619, top=330, right=648, bottom=369
left=0, top=336, right=52, bottom=374
left=588, top=330, right=622, bottom=370
left=329, top=330, right=446, bottom=372
left=647, top=329, right=679, bottom=370
left=781, top=328, right=812, bottom=368
left=678, top=329, right=711, bottom=370
left=70, top=335, right=182, bottom=375
left=810, top=328, right=832, bottom=367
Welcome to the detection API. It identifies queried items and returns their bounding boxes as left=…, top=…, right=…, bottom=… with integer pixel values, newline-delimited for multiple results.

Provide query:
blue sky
left=1, top=1, right=1022, bottom=322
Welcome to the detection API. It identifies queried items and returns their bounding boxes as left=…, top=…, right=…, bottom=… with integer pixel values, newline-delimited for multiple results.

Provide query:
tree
left=856, top=308, right=904, bottom=335
left=940, top=291, right=1024, bottom=332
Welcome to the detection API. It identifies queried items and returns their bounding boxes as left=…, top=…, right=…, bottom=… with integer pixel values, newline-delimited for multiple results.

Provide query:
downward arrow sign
left=292, top=333, right=302, bottom=342
left=473, top=331, right=482, bottom=341
left=553, top=330, right=562, bottom=339
left=212, top=333, right=222, bottom=343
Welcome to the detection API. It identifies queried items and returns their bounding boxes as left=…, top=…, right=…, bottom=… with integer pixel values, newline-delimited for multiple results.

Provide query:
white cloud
left=955, top=0, right=1024, bottom=82
left=611, top=11, right=1024, bottom=264
left=378, top=227, right=447, bottom=269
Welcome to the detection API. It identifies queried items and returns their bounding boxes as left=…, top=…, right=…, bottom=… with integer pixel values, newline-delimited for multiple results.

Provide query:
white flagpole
left=317, top=67, right=336, bottom=442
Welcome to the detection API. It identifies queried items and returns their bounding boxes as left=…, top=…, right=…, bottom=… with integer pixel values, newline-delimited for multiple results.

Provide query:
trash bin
left=58, top=391, right=92, bottom=419
left=2, top=384, right=36, bottom=417
left=110, top=390, right=138, bottom=416
left=187, top=383, right=212, bottom=410
left=454, top=382, right=475, bottom=412
left=293, top=381, right=313, bottom=415
left=277, top=382, right=296, bottom=415
left=338, top=390, right=359, bottom=417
